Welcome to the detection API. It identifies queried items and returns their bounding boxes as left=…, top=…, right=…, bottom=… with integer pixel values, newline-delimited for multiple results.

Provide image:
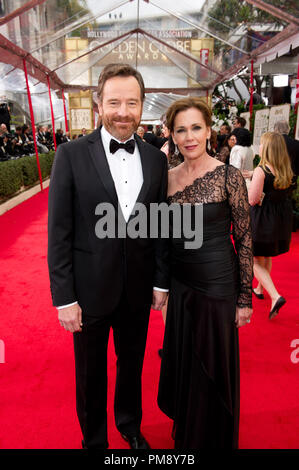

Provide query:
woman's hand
left=235, top=306, right=253, bottom=328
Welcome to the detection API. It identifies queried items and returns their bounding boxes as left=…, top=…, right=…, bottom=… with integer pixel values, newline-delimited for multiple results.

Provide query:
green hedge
left=0, top=151, right=55, bottom=200
left=1, top=150, right=299, bottom=214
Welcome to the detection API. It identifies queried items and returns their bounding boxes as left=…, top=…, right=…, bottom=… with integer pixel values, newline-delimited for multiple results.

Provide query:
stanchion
left=47, top=75, right=57, bottom=151
left=23, top=58, right=43, bottom=191
left=62, top=88, right=69, bottom=134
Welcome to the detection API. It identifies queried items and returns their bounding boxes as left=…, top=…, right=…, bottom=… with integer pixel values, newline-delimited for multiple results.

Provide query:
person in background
left=229, top=127, right=254, bottom=189
left=273, top=120, right=299, bottom=191
left=13, top=126, right=25, bottom=156
left=143, top=124, right=159, bottom=148
left=0, top=102, right=11, bottom=132
left=216, top=124, right=231, bottom=154
left=207, top=129, right=218, bottom=157
left=248, top=131, right=293, bottom=319
left=220, top=123, right=231, bottom=135
left=215, top=133, right=231, bottom=164
left=155, top=126, right=167, bottom=149
left=160, top=115, right=184, bottom=170
left=78, top=128, right=88, bottom=138
left=0, top=133, right=14, bottom=159
left=233, top=116, right=247, bottom=129
left=21, top=124, right=34, bottom=155
left=136, top=125, right=145, bottom=141
left=0, top=123, right=8, bottom=135
left=37, top=125, right=49, bottom=153
left=158, top=115, right=183, bottom=359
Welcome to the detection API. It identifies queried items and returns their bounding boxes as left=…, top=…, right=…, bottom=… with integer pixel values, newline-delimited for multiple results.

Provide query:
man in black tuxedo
left=48, top=64, right=169, bottom=449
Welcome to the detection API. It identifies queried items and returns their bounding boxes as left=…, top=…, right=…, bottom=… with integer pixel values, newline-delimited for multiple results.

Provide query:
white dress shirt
left=57, top=126, right=167, bottom=310
left=101, top=126, right=143, bottom=223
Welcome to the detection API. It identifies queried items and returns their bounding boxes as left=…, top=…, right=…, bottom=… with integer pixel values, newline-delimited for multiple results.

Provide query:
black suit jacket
left=143, top=132, right=158, bottom=148
left=48, top=128, right=169, bottom=318
left=283, top=134, right=299, bottom=176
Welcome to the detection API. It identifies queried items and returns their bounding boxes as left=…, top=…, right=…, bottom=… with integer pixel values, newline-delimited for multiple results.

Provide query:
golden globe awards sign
left=86, top=30, right=194, bottom=65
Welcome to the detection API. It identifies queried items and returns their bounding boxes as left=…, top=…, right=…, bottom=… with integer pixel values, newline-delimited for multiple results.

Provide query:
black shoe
left=121, top=432, right=150, bottom=449
left=81, top=439, right=108, bottom=449
left=158, top=348, right=163, bottom=359
left=269, top=296, right=286, bottom=320
left=252, top=288, right=264, bottom=299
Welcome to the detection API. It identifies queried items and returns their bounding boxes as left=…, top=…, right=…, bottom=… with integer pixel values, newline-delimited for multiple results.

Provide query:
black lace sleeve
left=226, top=165, right=253, bottom=308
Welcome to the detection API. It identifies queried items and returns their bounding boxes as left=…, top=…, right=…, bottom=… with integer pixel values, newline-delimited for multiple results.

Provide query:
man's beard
left=102, top=114, right=140, bottom=142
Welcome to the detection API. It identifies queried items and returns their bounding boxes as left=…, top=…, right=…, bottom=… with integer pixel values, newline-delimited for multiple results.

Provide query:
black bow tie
left=109, top=138, right=135, bottom=155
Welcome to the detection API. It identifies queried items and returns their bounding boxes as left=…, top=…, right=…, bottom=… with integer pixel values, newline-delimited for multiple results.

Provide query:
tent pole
left=62, top=89, right=69, bottom=133
left=47, top=75, right=57, bottom=151
left=23, top=58, right=43, bottom=191
left=249, top=59, right=254, bottom=127
left=296, top=59, right=299, bottom=114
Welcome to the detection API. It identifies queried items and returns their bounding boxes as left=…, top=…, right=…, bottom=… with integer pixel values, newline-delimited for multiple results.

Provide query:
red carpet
left=0, top=188, right=298, bottom=449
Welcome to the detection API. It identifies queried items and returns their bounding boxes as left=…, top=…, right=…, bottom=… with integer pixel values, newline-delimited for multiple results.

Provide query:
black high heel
left=252, top=288, right=264, bottom=300
left=269, top=296, right=286, bottom=320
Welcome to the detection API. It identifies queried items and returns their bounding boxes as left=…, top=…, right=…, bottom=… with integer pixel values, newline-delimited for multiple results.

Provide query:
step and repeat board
left=241, top=104, right=293, bottom=154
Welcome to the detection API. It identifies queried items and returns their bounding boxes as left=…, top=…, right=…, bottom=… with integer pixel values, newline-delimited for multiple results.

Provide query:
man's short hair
left=234, top=116, right=246, bottom=127
left=97, top=63, right=145, bottom=103
left=274, top=120, right=290, bottom=135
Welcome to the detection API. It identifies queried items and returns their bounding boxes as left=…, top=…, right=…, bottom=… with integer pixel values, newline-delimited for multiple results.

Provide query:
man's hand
left=151, top=290, right=168, bottom=311
left=58, top=303, right=83, bottom=333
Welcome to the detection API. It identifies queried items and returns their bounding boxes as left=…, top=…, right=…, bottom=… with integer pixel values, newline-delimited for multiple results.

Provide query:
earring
left=174, top=144, right=179, bottom=156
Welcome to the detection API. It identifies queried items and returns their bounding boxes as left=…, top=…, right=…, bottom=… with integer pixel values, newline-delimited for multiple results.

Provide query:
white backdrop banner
left=253, top=108, right=270, bottom=155
left=268, top=104, right=290, bottom=132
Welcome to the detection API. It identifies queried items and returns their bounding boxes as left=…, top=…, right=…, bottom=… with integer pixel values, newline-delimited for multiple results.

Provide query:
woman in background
left=158, top=115, right=184, bottom=358
left=249, top=132, right=293, bottom=319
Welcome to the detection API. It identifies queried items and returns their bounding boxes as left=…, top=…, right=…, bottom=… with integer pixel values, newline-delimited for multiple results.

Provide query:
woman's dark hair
left=231, top=127, right=251, bottom=147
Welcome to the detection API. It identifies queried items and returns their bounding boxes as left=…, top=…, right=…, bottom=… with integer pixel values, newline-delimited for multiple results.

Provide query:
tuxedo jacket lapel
left=87, top=129, right=118, bottom=208
left=135, top=135, right=152, bottom=205
left=87, top=130, right=153, bottom=221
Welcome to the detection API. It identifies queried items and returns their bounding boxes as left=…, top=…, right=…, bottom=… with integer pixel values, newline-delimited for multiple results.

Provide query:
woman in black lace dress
left=158, top=97, right=253, bottom=449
